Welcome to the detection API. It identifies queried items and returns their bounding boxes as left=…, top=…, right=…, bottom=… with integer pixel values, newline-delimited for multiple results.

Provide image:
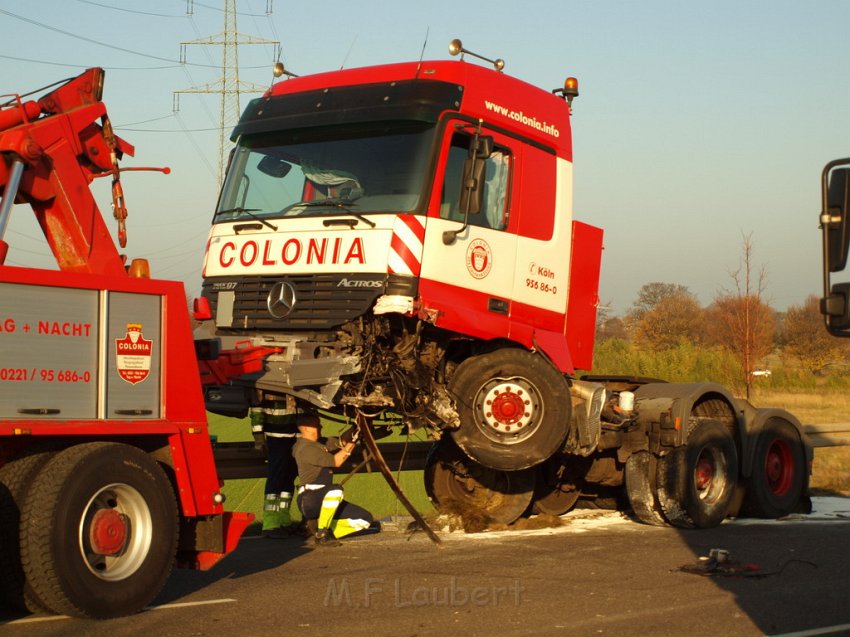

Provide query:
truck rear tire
left=624, top=452, right=667, bottom=526
left=19, top=442, right=178, bottom=618
left=424, top=437, right=534, bottom=525
left=656, top=419, right=739, bottom=528
left=449, top=348, right=570, bottom=471
left=0, top=450, right=54, bottom=613
left=744, top=419, right=806, bottom=518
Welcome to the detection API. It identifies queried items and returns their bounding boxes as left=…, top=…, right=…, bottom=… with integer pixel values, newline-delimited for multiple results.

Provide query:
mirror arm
left=444, top=121, right=485, bottom=246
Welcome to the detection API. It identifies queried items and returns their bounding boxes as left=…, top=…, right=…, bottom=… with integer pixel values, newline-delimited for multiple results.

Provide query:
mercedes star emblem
left=267, top=281, right=297, bottom=318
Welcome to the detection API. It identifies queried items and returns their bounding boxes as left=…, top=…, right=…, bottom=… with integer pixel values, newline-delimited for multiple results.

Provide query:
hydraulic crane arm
left=0, top=68, right=135, bottom=274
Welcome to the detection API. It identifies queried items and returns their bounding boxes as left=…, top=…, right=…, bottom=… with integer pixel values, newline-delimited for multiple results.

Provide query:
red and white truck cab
left=197, top=43, right=603, bottom=473
left=197, top=42, right=811, bottom=528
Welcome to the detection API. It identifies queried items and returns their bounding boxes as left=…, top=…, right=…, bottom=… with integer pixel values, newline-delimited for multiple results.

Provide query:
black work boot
left=314, top=528, right=341, bottom=547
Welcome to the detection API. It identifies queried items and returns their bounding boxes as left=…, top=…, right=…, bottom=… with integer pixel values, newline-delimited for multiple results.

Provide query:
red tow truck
left=0, top=69, right=251, bottom=619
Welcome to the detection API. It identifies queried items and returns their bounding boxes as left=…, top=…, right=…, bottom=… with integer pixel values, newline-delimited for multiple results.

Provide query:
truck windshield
left=215, top=121, right=436, bottom=223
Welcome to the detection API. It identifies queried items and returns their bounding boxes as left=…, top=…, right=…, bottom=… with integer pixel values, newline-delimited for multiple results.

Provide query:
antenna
left=448, top=38, right=504, bottom=71
left=415, top=27, right=430, bottom=79
left=340, top=34, right=358, bottom=70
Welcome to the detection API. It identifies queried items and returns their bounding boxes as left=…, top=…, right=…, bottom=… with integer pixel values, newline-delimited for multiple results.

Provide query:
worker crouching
left=293, top=414, right=378, bottom=546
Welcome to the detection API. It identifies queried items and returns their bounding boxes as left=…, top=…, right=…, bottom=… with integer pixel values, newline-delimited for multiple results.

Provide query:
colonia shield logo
left=115, top=323, right=152, bottom=385
left=466, top=239, right=493, bottom=279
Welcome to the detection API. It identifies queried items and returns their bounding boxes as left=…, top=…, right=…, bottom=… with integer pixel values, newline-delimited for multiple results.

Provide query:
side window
left=440, top=132, right=511, bottom=230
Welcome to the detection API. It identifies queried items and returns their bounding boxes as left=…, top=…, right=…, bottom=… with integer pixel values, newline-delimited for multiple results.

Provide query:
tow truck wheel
left=624, top=451, right=667, bottom=526
left=424, top=437, right=534, bottom=525
left=744, top=419, right=806, bottom=518
left=20, top=442, right=178, bottom=619
left=656, top=419, right=739, bottom=528
left=449, top=348, right=570, bottom=472
left=0, top=450, right=54, bottom=613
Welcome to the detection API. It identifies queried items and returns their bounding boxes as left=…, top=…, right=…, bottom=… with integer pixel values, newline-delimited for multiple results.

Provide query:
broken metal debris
left=677, top=548, right=818, bottom=579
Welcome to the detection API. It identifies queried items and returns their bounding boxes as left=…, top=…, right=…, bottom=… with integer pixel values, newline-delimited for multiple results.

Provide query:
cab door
left=419, top=121, right=519, bottom=340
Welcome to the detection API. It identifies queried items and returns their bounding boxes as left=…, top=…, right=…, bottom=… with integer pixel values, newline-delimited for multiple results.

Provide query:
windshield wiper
left=217, top=207, right=278, bottom=231
left=300, top=199, right=376, bottom=228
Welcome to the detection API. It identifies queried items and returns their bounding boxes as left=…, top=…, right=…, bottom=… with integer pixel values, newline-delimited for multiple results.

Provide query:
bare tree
left=708, top=233, right=775, bottom=399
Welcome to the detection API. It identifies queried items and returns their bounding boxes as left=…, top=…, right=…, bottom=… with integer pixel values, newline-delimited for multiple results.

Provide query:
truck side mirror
left=824, top=166, right=850, bottom=272
left=442, top=132, right=494, bottom=245
left=473, top=135, right=494, bottom=159
left=459, top=156, right=486, bottom=215
left=458, top=135, right=494, bottom=216
left=820, top=160, right=850, bottom=336
left=822, top=282, right=850, bottom=332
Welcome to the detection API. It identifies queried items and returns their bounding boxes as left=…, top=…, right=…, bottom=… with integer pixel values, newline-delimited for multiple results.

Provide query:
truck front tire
left=449, top=349, right=570, bottom=471
left=424, top=437, right=534, bottom=525
left=19, top=442, right=178, bottom=618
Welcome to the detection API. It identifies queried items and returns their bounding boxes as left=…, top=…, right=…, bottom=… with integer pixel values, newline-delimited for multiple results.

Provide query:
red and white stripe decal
left=388, top=214, right=425, bottom=276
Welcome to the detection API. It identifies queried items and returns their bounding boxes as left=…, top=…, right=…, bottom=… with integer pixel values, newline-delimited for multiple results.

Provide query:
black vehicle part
left=656, top=419, right=739, bottom=528
left=624, top=451, right=667, bottom=526
left=743, top=418, right=807, bottom=518
left=0, top=449, right=55, bottom=612
left=530, top=454, right=592, bottom=516
left=20, top=442, right=178, bottom=618
left=449, top=348, right=570, bottom=471
left=424, top=437, right=534, bottom=525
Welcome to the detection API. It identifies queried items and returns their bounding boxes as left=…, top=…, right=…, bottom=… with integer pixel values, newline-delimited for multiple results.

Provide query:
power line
left=0, top=53, right=181, bottom=71
left=115, top=114, right=179, bottom=127
left=118, top=126, right=225, bottom=132
left=74, top=0, right=186, bottom=18
left=0, top=8, right=268, bottom=70
left=186, top=0, right=271, bottom=18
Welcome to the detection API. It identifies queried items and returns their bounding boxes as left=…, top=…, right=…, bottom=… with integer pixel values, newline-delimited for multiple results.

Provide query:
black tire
left=624, top=451, right=667, bottom=526
left=744, top=419, right=806, bottom=518
left=449, top=348, right=571, bottom=471
left=656, top=419, right=739, bottom=528
left=19, top=443, right=179, bottom=619
left=424, top=437, right=534, bottom=525
left=0, top=450, right=54, bottom=613
left=530, top=455, right=585, bottom=516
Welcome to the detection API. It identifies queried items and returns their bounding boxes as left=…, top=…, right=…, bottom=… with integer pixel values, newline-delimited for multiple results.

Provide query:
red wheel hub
left=475, top=377, right=538, bottom=439
left=489, top=389, right=526, bottom=425
left=765, top=439, right=794, bottom=496
left=89, top=509, right=128, bottom=556
left=695, top=455, right=715, bottom=491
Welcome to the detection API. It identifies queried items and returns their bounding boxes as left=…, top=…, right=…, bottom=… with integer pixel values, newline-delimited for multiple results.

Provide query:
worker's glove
left=340, top=426, right=361, bottom=445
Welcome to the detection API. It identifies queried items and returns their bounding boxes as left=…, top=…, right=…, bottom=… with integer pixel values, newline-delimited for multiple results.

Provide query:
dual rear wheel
left=626, top=418, right=807, bottom=528
left=2, top=442, right=178, bottom=619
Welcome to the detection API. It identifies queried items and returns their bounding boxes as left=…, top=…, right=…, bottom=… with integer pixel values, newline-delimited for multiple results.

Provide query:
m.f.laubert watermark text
left=324, top=576, right=525, bottom=609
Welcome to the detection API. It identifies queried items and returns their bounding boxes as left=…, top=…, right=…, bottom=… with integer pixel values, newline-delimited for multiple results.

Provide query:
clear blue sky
left=2, top=0, right=848, bottom=315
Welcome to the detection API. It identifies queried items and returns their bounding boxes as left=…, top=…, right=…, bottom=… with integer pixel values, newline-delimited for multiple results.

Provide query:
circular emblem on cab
left=466, top=239, right=492, bottom=279
left=267, top=281, right=297, bottom=318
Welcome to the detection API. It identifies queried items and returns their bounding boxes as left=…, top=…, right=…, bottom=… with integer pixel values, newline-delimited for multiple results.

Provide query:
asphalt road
left=4, top=500, right=850, bottom=637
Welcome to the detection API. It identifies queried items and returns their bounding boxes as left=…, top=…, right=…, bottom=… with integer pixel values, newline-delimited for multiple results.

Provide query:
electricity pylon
left=176, top=0, right=278, bottom=186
